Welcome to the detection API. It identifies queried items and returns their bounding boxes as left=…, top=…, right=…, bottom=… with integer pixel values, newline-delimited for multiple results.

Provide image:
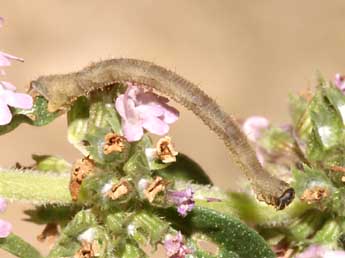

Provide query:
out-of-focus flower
left=164, top=232, right=192, bottom=258
left=242, top=116, right=270, bottom=142
left=296, top=245, right=345, bottom=258
left=0, top=198, right=12, bottom=238
left=242, top=116, right=270, bottom=165
left=115, top=83, right=179, bottom=142
left=0, top=17, right=32, bottom=125
left=0, top=82, right=33, bottom=125
left=335, top=73, right=345, bottom=92
left=168, top=188, right=195, bottom=217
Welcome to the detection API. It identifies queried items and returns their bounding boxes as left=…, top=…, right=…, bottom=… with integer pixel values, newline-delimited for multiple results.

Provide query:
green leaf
left=324, top=85, right=345, bottom=125
left=32, top=154, right=71, bottom=173
left=0, top=96, right=60, bottom=135
left=288, top=93, right=310, bottom=128
left=163, top=207, right=275, bottom=258
left=0, top=233, right=42, bottom=258
left=48, top=210, right=99, bottom=258
left=156, top=154, right=212, bottom=185
left=309, top=89, right=343, bottom=149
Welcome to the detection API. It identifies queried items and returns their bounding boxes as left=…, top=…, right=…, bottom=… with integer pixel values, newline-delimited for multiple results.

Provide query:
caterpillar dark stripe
left=30, top=58, right=294, bottom=209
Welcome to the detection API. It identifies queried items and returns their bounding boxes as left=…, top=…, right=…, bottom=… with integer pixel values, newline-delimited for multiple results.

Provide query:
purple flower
left=335, top=73, right=345, bottom=92
left=0, top=81, right=33, bottom=125
left=168, top=188, right=195, bottom=217
left=296, top=245, right=345, bottom=258
left=0, top=198, right=12, bottom=238
left=115, top=83, right=179, bottom=142
left=164, top=232, right=192, bottom=258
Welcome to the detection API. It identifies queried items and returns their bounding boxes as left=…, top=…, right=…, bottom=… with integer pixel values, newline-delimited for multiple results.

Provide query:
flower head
left=164, top=232, right=192, bottom=258
left=168, top=188, right=195, bottom=217
left=296, top=245, right=345, bottom=258
left=0, top=198, right=12, bottom=238
left=115, top=83, right=179, bottom=142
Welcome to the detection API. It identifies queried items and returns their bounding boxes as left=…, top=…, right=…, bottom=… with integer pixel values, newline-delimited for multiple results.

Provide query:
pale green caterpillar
left=30, top=58, right=294, bottom=209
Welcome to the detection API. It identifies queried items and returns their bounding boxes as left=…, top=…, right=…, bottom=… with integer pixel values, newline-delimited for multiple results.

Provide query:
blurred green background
left=1, top=0, right=345, bottom=257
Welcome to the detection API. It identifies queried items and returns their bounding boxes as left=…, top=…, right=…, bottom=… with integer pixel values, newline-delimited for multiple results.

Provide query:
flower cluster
left=168, top=188, right=195, bottom=217
left=164, top=232, right=192, bottom=258
left=115, top=83, right=179, bottom=142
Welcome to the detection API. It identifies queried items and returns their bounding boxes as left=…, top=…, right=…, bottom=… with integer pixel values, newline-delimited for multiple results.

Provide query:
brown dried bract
left=156, top=136, right=178, bottom=163
left=300, top=186, right=328, bottom=205
left=74, top=240, right=100, bottom=258
left=103, top=133, right=127, bottom=155
left=70, top=156, right=96, bottom=201
left=106, top=179, right=132, bottom=200
left=144, top=176, right=168, bottom=202
left=37, top=223, right=59, bottom=244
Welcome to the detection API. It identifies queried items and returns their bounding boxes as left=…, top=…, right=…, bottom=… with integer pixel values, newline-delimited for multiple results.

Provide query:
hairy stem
left=0, top=169, right=71, bottom=204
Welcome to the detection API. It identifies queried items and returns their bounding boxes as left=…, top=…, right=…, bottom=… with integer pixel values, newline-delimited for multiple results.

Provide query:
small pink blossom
left=335, top=73, right=345, bottom=92
left=115, top=83, right=179, bottom=142
left=242, top=116, right=269, bottom=164
left=168, top=188, right=195, bottom=217
left=296, top=245, right=345, bottom=258
left=242, top=116, right=270, bottom=142
left=164, top=232, right=192, bottom=258
left=0, top=81, right=33, bottom=125
left=0, top=198, right=12, bottom=238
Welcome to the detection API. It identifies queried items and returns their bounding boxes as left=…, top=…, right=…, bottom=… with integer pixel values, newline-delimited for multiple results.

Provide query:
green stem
left=0, top=233, right=42, bottom=258
left=0, top=169, right=71, bottom=204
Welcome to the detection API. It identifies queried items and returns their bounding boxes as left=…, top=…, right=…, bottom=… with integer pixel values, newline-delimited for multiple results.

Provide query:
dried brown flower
left=300, top=186, right=328, bottom=205
left=69, top=156, right=96, bottom=201
left=144, top=176, right=168, bottom=202
left=156, top=136, right=178, bottom=163
left=105, top=179, right=132, bottom=200
left=103, top=132, right=126, bottom=155
left=74, top=240, right=100, bottom=258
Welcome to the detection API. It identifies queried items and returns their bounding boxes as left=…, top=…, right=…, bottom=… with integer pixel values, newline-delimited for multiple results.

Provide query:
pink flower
left=296, top=245, right=345, bottom=258
left=115, top=83, right=179, bottom=142
left=164, top=232, right=192, bottom=258
left=0, top=81, right=33, bottom=125
left=335, top=73, right=345, bottom=92
left=0, top=17, right=32, bottom=125
left=242, top=116, right=270, bottom=142
left=242, top=116, right=269, bottom=165
left=0, top=198, right=12, bottom=238
left=168, top=188, right=195, bottom=217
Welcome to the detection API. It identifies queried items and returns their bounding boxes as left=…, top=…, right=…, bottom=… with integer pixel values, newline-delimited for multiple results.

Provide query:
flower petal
left=136, top=103, right=164, bottom=117
left=162, top=105, right=179, bottom=124
left=0, top=81, right=16, bottom=91
left=0, top=219, right=11, bottom=238
left=122, top=119, right=144, bottom=142
left=5, top=91, right=33, bottom=109
left=0, top=103, right=12, bottom=125
left=142, top=115, right=169, bottom=135
left=115, top=95, right=126, bottom=118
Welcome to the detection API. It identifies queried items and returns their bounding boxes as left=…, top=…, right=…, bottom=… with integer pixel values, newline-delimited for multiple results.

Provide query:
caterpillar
left=30, top=58, right=294, bottom=209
